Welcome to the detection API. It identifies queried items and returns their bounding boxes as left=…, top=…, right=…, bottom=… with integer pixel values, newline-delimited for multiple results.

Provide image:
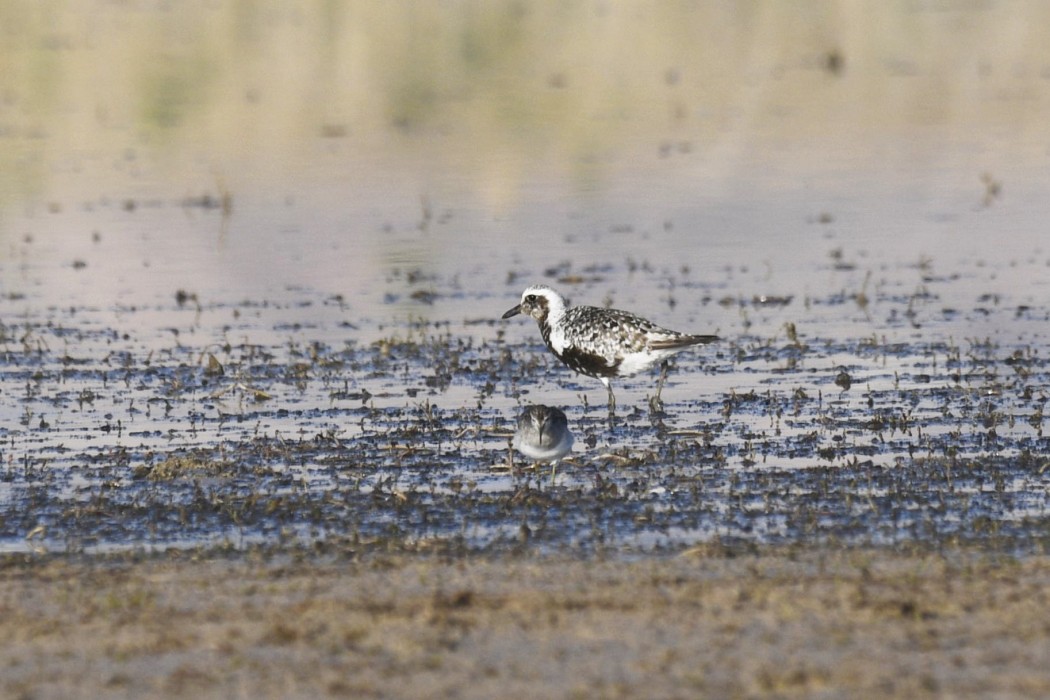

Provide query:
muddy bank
left=1, top=545, right=1048, bottom=699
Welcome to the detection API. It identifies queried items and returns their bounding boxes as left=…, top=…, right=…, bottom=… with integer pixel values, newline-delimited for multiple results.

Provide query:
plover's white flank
left=512, top=404, right=574, bottom=476
left=502, top=285, right=718, bottom=410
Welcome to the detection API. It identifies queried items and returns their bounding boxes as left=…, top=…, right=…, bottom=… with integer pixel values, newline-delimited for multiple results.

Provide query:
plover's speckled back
left=512, top=404, right=574, bottom=476
left=502, top=285, right=718, bottom=410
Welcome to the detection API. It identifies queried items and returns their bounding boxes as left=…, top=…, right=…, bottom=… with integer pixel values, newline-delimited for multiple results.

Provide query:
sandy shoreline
left=1, top=545, right=1048, bottom=699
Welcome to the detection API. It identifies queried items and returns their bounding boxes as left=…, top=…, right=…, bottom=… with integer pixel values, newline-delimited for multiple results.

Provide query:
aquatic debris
left=136, top=455, right=236, bottom=481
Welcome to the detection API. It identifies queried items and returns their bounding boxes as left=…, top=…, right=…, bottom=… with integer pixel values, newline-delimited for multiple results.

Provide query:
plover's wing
left=650, top=333, right=719, bottom=350
left=562, top=307, right=656, bottom=356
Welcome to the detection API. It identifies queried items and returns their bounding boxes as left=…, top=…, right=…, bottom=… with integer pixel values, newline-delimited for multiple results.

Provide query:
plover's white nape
left=512, top=404, right=574, bottom=478
left=502, top=285, right=718, bottom=411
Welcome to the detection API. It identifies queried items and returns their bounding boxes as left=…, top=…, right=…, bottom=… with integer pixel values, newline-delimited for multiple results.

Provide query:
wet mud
left=3, top=258, right=1048, bottom=557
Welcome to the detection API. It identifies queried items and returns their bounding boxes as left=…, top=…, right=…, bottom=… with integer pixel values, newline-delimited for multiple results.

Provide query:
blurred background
left=2, top=0, right=1048, bottom=325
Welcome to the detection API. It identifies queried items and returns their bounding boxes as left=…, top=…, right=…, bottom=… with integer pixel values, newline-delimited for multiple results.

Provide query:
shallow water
left=1, top=1, right=1049, bottom=555
left=3, top=217, right=1048, bottom=555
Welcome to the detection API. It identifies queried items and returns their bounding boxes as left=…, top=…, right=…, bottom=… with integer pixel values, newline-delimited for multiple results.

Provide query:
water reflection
left=1, top=2, right=1045, bottom=315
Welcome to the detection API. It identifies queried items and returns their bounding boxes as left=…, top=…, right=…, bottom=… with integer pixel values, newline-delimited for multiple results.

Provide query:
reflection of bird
left=502, top=285, right=718, bottom=410
left=512, top=405, right=574, bottom=477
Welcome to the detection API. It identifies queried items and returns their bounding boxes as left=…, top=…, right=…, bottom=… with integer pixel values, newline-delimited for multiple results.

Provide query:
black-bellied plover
left=502, top=285, right=718, bottom=410
left=512, top=404, right=574, bottom=477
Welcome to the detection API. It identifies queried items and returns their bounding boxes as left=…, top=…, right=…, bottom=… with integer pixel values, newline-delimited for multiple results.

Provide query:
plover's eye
left=525, top=295, right=536, bottom=303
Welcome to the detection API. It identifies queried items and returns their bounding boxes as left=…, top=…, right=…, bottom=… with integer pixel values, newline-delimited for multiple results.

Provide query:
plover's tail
left=651, top=334, right=719, bottom=350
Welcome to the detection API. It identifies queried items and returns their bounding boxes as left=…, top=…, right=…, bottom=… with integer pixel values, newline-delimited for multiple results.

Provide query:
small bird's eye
left=525, top=295, right=536, bottom=303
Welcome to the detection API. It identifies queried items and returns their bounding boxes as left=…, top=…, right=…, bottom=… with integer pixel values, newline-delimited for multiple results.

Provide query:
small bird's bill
left=501, top=304, right=522, bottom=319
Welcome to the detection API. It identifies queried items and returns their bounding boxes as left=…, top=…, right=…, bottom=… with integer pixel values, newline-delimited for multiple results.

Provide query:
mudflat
left=2, top=546, right=1048, bottom=699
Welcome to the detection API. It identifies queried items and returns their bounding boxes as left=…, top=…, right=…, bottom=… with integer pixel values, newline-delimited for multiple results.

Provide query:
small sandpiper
left=502, top=285, right=718, bottom=410
left=512, top=404, right=574, bottom=477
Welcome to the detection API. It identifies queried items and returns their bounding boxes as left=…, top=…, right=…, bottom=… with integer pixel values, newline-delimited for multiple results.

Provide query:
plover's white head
left=501, top=285, right=568, bottom=325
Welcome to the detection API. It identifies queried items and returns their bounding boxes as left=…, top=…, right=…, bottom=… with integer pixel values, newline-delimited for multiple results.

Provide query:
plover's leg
left=651, top=360, right=670, bottom=410
left=602, top=378, right=616, bottom=413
